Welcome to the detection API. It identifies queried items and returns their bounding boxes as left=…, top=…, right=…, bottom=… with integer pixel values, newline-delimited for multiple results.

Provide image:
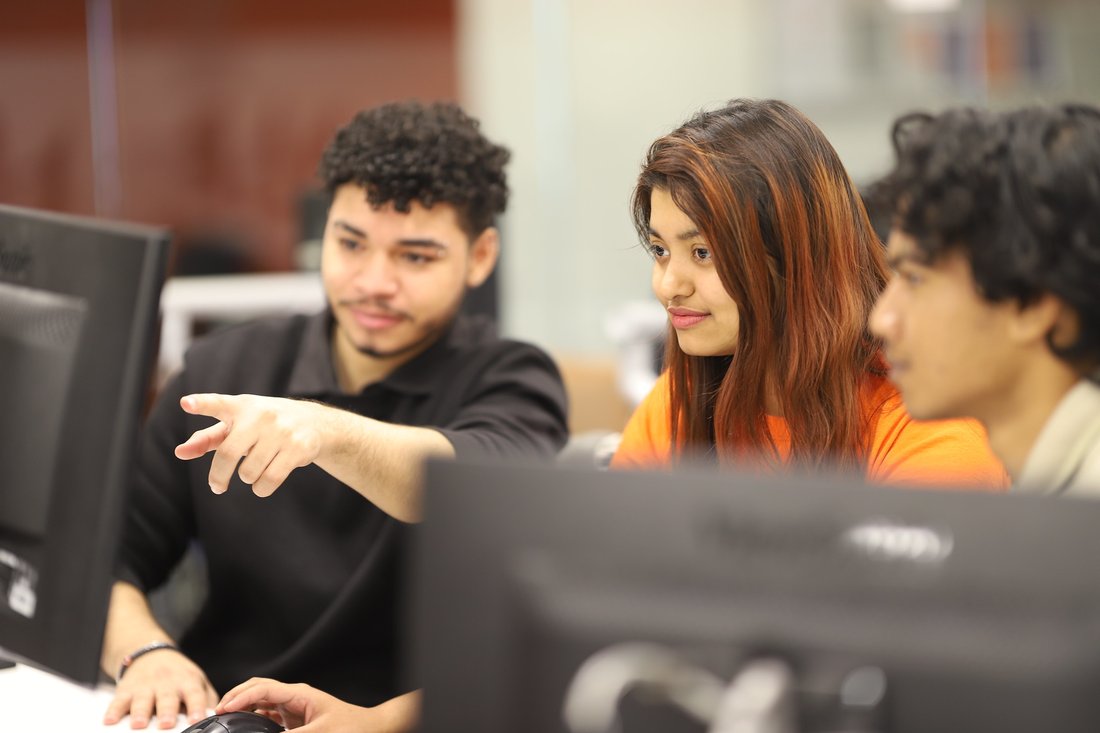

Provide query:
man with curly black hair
left=869, top=103, right=1100, bottom=494
left=100, top=101, right=569, bottom=731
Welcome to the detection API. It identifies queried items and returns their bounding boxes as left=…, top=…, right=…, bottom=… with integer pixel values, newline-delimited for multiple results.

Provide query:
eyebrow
left=396, top=238, right=448, bottom=251
left=333, top=221, right=447, bottom=251
left=649, top=226, right=702, bottom=241
left=885, top=251, right=928, bottom=270
left=334, top=220, right=366, bottom=238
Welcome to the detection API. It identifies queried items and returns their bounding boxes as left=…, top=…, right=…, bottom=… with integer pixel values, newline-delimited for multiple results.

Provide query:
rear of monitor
left=411, top=459, right=1100, bottom=733
left=0, top=203, right=169, bottom=685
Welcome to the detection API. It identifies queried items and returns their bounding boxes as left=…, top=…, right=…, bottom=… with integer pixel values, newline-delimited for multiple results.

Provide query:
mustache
left=338, top=298, right=413, bottom=321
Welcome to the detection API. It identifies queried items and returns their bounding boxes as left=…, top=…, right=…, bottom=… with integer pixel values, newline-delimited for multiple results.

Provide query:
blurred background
left=3, top=0, right=1098, bottom=433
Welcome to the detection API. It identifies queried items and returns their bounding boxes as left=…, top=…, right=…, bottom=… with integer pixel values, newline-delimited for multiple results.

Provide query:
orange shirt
left=611, top=372, right=1008, bottom=490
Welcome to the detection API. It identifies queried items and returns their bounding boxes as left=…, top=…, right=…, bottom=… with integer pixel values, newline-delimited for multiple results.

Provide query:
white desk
left=1, top=663, right=196, bottom=732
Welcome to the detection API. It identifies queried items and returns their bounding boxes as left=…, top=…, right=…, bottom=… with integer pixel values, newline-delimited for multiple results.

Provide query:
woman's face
left=647, top=188, right=741, bottom=356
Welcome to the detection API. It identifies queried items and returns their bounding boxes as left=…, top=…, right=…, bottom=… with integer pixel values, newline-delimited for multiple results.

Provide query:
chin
left=676, top=340, right=732, bottom=358
left=355, top=340, right=410, bottom=358
left=900, top=398, right=943, bottom=422
left=674, top=336, right=710, bottom=357
left=347, top=328, right=410, bottom=355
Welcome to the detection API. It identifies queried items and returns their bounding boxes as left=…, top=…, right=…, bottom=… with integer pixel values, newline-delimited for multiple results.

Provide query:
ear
left=465, top=227, right=499, bottom=289
left=1010, top=292, right=1069, bottom=347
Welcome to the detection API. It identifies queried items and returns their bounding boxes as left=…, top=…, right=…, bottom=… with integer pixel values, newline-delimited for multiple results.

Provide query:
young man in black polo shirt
left=101, top=101, right=569, bottom=731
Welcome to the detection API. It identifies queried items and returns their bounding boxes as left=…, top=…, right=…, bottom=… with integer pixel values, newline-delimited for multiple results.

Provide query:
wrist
left=316, top=405, right=364, bottom=465
left=116, top=641, right=179, bottom=683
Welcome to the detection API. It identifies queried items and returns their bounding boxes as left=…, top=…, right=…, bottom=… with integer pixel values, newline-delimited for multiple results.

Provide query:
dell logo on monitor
left=842, top=520, right=954, bottom=564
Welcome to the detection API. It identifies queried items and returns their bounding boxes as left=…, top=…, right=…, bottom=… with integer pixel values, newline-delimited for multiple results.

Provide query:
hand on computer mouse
left=217, top=677, right=420, bottom=733
left=181, top=711, right=284, bottom=733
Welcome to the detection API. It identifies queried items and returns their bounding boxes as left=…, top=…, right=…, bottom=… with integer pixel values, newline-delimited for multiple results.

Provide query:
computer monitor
left=0, top=203, right=169, bottom=685
left=410, top=460, right=1100, bottom=733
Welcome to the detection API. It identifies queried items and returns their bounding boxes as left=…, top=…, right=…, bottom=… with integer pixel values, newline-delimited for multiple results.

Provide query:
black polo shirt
left=116, top=311, right=568, bottom=705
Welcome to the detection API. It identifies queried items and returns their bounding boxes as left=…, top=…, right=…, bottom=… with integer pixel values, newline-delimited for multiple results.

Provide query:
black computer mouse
left=180, top=711, right=285, bottom=733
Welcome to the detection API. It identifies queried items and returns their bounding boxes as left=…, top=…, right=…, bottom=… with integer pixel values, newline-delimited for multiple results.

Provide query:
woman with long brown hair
left=612, top=98, right=1005, bottom=487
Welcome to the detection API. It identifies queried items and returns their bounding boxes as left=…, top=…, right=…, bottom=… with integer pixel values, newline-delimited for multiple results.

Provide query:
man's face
left=869, top=228, right=1025, bottom=422
left=648, top=188, right=741, bottom=357
left=321, top=183, right=496, bottom=365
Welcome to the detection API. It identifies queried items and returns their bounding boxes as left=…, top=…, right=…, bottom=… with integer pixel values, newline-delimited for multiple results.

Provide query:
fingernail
left=210, top=483, right=224, bottom=494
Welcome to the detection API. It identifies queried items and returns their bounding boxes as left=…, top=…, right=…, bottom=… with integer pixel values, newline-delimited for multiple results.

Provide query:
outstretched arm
left=175, top=393, right=453, bottom=522
left=217, top=678, right=420, bottom=733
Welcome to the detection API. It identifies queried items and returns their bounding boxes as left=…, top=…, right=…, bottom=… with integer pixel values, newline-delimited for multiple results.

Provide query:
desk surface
left=1, top=663, right=197, bottom=732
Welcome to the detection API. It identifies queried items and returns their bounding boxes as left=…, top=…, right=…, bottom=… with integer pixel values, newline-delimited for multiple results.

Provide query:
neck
left=331, top=329, right=422, bottom=394
left=981, top=360, right=1080, bottom=479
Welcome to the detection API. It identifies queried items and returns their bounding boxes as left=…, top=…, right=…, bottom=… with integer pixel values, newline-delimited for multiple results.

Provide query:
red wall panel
left=0, top=0, right=457, bottom=272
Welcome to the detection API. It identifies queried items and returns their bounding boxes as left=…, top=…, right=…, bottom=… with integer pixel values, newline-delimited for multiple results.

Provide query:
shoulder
left=447, top=313, right=498, bottom=348
left=448, top=314, right=536, bottom=354
left=864, top=378, right=1008, bottom=490
left=1060, top=385, right=1100, bottom=493
left=862, top=377, right=981, bottom=446
left=617, top=371, right=670, bottom=425
left=611, top=372, right=672, bottom=469
left=1073, top=436, right=1100, bottom=494
left=636, top=371, right=670, bottom=412
left=448, top=315, right=561, bottom=374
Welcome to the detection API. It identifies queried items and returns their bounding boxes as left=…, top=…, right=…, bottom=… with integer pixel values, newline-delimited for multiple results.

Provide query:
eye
left=338, top=238, right=362, bottom=252
left=646, top=242, right=668, bottom=260
left=400, top=250, right=441, bottom=266
left=692, top=246, right=712, bottom=262
left=898, top=268, right=923, bottom=286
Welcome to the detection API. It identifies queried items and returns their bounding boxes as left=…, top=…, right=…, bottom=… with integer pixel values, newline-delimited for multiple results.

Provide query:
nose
left=868, top=280, right=899, bottom=341
left=653, top=255, right=693, bottom=304
left=353, top=252, right=400, bottom=299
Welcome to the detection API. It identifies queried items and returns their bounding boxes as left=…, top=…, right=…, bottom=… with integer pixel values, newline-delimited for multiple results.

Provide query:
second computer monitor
left=412, top=460, right=1100, bottom=733
left=0, top=203, right=169, bottom=685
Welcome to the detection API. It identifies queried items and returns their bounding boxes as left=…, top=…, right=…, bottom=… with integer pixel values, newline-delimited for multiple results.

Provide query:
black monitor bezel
left=0, top=203, right=169, bottom=685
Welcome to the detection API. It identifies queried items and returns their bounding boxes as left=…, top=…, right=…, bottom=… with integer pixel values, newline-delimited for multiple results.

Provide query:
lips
left=667, top=306, right=708, bottom=329
left=348, top=307, right=406, bottom=331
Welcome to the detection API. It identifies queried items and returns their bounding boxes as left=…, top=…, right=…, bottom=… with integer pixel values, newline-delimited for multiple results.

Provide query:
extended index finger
left=180, top=393, right=236, bottom=421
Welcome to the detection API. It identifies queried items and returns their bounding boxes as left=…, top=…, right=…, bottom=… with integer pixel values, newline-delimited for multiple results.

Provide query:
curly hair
left=875, top=103, right=1100, bottom=371
left=318, top=100, right=510, bottom=239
